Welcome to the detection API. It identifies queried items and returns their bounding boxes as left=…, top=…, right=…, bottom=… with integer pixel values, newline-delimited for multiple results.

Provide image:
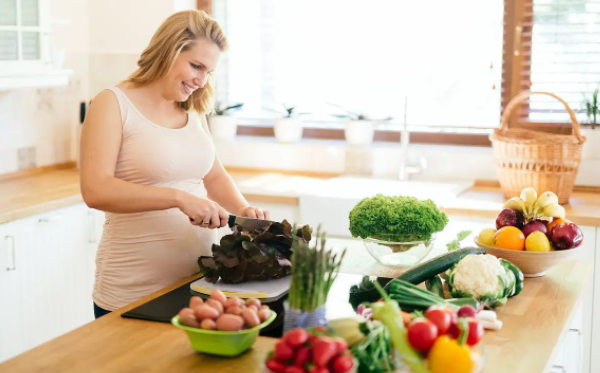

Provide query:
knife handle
left=227, top=215, right=236, bottom=228
left=190, top=215, right=237, bottom=229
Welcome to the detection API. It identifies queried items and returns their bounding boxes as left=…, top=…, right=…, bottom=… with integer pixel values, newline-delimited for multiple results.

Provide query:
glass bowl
left=363, top=234, right=436, bottom=268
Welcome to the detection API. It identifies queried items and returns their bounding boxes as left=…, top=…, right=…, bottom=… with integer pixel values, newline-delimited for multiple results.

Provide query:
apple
left=495, top=208, right=525, bottom=230
left=549, top=222, right=583, bottom=250
left=522, top=221, right=548, bottom=238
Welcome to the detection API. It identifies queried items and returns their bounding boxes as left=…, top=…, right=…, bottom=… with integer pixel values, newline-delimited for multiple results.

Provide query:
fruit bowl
left=363, top=234, right=436, bottom=268
left=474, top=239, right=582, bottom=277
left=171, top=310, right=277, bottom=357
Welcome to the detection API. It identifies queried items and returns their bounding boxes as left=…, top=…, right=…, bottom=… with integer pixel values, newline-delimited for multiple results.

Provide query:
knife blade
left=227, top=214, right=274, bottom=230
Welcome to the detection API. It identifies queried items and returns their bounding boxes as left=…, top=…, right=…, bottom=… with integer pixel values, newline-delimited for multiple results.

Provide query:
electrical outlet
left=17, top=146, right=37, bottom=170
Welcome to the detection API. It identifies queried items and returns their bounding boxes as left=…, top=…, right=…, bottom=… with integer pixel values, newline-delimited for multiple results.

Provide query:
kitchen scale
left=190, top=276, right=291, bottom=302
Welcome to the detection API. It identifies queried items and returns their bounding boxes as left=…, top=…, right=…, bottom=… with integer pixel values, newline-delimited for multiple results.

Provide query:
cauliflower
left=447, top=254, right=516, bottom=309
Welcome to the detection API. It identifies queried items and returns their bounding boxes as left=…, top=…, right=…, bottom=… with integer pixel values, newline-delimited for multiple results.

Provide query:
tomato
left=266, top=358, right=286, bottom=373
left=274, top=341, right=294, bottom=361
left=284, top=328, right=310, bottom=348
left=425, top=308, right=452, bottom=335
left=407, top=319, right=438, bottom=352
left=307, top=366, right=328, bottom=373
left=467, top=318, right=484, bottom=346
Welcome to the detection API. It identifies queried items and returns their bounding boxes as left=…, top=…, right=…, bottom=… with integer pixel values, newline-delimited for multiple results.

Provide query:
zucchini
left=384, top=247, right=485, bottom=292
left=425, top=275, right=445, bottom=298
left=500, top=258, right=524, bottom=297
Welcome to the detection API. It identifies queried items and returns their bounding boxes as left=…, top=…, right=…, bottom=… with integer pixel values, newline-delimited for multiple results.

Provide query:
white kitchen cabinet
left=0, top=221, right=24, bottom=362
left=0, top=203, right=99, bottom=364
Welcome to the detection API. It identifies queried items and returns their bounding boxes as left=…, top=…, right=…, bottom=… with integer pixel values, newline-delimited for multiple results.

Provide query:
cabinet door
left=0, top=221, right=24, bottom=363
left=17, top=204, right=90, bottom=353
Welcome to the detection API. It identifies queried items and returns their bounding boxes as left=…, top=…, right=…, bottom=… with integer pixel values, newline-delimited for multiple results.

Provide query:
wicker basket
left=490, top=91, right=586, bottom=204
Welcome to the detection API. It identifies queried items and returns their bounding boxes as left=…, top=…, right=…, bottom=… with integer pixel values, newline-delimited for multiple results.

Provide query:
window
left=212, top=0, right=504, bottom=130
left=0, top=0, right=51, bottom=74
left=212, top=0, right=600, bottom=140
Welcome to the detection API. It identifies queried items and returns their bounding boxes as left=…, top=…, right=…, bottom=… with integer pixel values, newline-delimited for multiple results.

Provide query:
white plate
left=190, top=276, right=291, bottom=302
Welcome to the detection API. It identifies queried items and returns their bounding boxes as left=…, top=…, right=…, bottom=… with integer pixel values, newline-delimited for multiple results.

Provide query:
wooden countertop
left=1, top=165, right=600, bottom=226
left=0, top=259, right=592, bottom=373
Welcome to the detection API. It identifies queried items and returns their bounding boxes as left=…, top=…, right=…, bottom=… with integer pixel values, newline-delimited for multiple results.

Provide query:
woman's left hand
left=239, top=206, right=270, bottom=220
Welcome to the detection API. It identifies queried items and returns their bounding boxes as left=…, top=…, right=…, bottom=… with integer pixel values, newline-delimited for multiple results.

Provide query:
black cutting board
left=121, top=279, right=287, bottom=338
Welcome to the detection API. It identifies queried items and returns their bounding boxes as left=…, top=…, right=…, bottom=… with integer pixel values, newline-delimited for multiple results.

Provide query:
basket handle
left=500, top=91, right=583, bottom=143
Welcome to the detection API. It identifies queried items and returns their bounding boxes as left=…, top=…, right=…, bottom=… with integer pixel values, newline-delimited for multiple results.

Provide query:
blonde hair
left=127, top=10, right=228, bottom=113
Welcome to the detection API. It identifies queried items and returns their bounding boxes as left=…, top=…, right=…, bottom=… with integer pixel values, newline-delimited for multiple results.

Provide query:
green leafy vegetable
left=198, top=220, right=312, bottom=284
left=349, top=194, right=449, bottom=242
left=446, top=230, right=473, bottom=251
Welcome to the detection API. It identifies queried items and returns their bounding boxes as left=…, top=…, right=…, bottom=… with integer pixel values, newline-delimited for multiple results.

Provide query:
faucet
left=398, top=97, right=427, bottom=181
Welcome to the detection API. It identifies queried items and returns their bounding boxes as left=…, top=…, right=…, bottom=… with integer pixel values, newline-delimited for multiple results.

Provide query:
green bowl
left=171, top=311, right=277, bottom=357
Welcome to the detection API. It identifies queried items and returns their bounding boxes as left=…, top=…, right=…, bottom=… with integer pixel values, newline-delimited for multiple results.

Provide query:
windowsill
left=0, top=69, right=73, bottom=91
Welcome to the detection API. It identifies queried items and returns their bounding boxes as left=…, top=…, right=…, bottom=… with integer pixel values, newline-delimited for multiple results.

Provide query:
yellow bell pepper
left=428, top=335, right=474, bottom=373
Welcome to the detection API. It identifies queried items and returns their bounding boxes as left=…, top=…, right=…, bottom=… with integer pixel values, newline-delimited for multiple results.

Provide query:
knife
left=227, top=215, right=275, bottom=230
left=190, top=215, right=274, bottom=230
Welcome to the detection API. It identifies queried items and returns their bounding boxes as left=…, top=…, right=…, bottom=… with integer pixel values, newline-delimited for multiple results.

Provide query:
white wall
left=0, top=0, right=89, bottom=175
left=0, top=0, right=197, bottom=175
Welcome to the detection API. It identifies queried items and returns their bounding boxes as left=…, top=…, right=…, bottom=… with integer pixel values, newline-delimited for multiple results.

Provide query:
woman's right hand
left=177, top=192, right=228, bottom=229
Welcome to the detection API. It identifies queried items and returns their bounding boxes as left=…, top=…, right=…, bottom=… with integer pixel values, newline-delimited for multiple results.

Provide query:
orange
left=493, top=226, right=525, bottom=251
left=547, top=218, right=570, bottom=235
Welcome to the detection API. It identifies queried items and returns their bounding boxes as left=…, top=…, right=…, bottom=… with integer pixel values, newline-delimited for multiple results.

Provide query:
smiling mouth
left=182, top=82, right=197, bottom=95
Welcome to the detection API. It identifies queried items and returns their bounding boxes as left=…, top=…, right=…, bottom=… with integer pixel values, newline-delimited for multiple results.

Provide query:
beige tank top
left=92, top=86, right=217, bottom=311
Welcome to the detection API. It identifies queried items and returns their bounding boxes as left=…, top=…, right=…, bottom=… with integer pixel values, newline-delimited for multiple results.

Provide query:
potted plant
left=270, top=104, right=308, bottom=143
left=208, top=102, right=244, bottom=141
left=582, top=88, right=599, bottom=159
left=330, top=104, right=392, bottom=146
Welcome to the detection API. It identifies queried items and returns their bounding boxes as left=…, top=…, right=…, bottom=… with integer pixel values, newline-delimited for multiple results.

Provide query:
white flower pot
left=208, top=115, right=237, bottom=140
left=274, top=118, right=303, bottom=143
left=581, top=128, right=600, bottom=160
left=344, top=120, right=374, bottom=145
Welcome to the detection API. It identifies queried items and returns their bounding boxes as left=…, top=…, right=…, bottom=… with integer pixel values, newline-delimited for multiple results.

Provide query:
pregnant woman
left=79, top=10, right=269, bottom=318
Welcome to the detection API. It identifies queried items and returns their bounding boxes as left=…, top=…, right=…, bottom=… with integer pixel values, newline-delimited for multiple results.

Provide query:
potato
left=210, top=290, right=227, bottom=304
left=216, top=314, right=244, bottom=331
left=258, top=309, right=271, bottom=322
left=225, top=305, right=243, bottom=316
left=189, top=296, right=204, bottom=309
left=224, top=296, right=244, bottom=308
left=194, top=305, right=220, bottom=320
left=259, top=305, right=270, bottom=312
left=245, top=298, right=261, bottom=308
left=179, top=307, right=195, bottom=317
left=241, top=308, right=261, bottom=328
left=246, top=305, right=258, bottom=312
left=205, top=299, right=224, bottom=314
left=179, top=310, right=200, bottom=328
left=200, top=318, right=217, bottom=330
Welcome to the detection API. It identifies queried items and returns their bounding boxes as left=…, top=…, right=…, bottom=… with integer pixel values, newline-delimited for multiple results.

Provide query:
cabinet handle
left=5, top=235, right=15, bottom=271
left=39, top=214, right=62, bottom=223
left=551, top=365, right=566, bottom=373
left=568, top=328, right=581, bottom=336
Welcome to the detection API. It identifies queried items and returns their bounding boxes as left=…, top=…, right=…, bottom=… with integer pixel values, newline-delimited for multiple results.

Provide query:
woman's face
left=164, top=38, right=221, bottom=102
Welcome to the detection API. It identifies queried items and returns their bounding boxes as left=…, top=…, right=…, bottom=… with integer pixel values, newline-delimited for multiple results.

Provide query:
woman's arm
left=79, top=90, right=227, bottom=228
